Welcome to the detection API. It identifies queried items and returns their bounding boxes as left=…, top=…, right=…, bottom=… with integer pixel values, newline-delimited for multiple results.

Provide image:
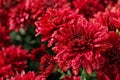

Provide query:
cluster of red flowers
left=0, top=0, right=120, bottom=80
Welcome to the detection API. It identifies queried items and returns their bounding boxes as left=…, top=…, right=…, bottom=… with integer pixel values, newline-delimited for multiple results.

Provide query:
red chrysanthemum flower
left=70, top=0, right=118, bottom=18
left=94, top=6, right=120, bottom=31
left=96, top=64, right=120, bottom=80
left=11, top=71, right=36, bottom=80
left=35, top=8, right=79, bottom=47
left=0, top=0, right=27, bottom=31
left=62, top=75, right=81, bottom=80
left=7, top=0, right=69, bottom=31
left=0, top=45, right=28, bottom=79
left=25, top=0, right=69, bottom=25
left=24, top=0, right=45, bottom=26
left=38, top=54, right=55, bottom=79
left=11, top=70, right=52, bottom=80
left=8, top=1, right=28, bottom=31
left=70, top=0, right=105, bottom=18
left=96, top=32, right=120, bottom=80
left=52, top=16, right=110, bottom=75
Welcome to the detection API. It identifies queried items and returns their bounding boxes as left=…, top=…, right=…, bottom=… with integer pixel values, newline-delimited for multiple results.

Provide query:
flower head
left=25, top=0, right=69, bottom=26
left=53, top=16, right=109, bottom=75
left=96, top=32, right=120, bottom=80
left=11, top=71, right=36, bottom=80
left=94, top=6, right=120, bottom=31
left=35, top=8, right=79, bottom=47
left=71, top=0, right=104, bottom=18
left=38, top=54, right=55, bottom=79
left=0, top=45, right=28, bottom=79
left=70, top=0, right=118, bottom=18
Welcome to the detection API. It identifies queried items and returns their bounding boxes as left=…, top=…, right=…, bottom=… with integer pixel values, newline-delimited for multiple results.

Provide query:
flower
left=94, top=6, right=120, bottom=31
left=35, top=8, right=79, bottom=47
left=11, top=71, right=36, bottom=80
left=0, top=45, right=28, bottom=79
left=70, top=0, right=104, bottom=18
left=96, top=32, right=120, bottom=80
left=70, top=0, right=118, bottom=18
left=0, top=0, right=27, bottom=31
left=1, top=0, right=69, bottom=31
left=38, top=54, right=55, bottom=78
left=8, top=1, right=28, bottom=31
left=25, top=0, right=69, bottom=25
left=53, top=16, right=110, bottom=75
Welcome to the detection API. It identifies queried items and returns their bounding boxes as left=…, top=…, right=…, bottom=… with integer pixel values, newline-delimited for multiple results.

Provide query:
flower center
left=69, top=34, right=93, bottom=52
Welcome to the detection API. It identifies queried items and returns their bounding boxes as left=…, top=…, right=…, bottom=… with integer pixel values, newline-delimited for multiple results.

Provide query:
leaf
left=81, top=68, right=90, bottom=80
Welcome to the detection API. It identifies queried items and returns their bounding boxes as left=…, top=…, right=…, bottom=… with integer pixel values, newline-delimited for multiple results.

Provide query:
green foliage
left=10, top=26, right=41, bottom=50
left=81, top=68, right=97, bottom=80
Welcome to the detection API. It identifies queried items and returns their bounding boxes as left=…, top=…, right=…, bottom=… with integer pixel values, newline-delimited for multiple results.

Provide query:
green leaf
left=81, top=69, right=90, bottom=80
left=67, top=70, right=72, bottom=75
left=10, top=25, right=41, bottom=50
left=81, top=68, right=97, bottom=80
